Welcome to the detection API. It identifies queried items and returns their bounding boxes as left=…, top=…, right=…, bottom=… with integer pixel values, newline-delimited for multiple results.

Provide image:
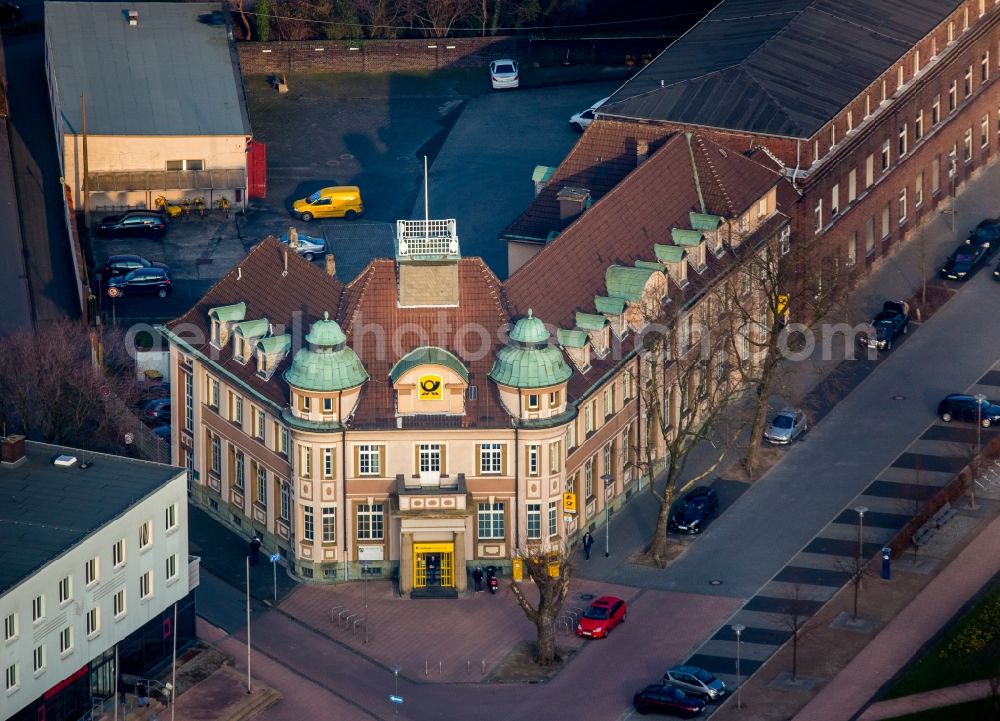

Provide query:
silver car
left=763, top=407, right=807, bottom=444
left=663, top=665, right=727, bottom=701
left=278, top=233, right=326, bottom=261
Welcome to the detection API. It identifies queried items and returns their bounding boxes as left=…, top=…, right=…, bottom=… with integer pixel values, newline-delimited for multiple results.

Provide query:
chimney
left=636, top=140, right=649, bottom=167
left=325, top=252, right=336, bottom=278
left=289, top=226, right=299, bottom=249
left=557, top=186, right=590, bottom=223
left=127, top=9, right=138, bottom=26
left=1, top=434, right=26, bottom=465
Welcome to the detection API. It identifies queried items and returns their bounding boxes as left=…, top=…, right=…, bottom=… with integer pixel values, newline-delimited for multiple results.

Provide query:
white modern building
left=0, top=435, right=197, bottom=721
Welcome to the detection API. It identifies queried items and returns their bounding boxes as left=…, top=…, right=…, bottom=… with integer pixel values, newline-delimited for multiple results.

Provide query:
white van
left=569, top=97, right=610, bottom=132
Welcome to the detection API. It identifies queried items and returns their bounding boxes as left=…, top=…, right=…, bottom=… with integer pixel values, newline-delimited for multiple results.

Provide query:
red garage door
left=247, top=141, right=267, bottom=199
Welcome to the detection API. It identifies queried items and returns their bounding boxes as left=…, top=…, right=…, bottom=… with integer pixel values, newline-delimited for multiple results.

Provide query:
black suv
left=967, top=218, right=1000, bottom=249
left=106, top=267, right=172, bottom=298
left=938, top=394, right=1000, bottom=428
left=668, top=486, right=720, bottom=535
left=97, top=210, right=166, bottom=239
left=940, top=243, right=989, bottom=280
left=102, top=254, right=169, bottom=279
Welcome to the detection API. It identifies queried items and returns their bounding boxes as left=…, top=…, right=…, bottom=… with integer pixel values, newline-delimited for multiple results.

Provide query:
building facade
left=0, top=436, right=197, bottom=721
left=161, top=130, right=786, bottom=595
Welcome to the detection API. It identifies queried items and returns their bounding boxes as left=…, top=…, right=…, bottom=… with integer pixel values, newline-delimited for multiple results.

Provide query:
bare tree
left=778, top=585, right=819, bottom=681
left=404, top=0, right=475, bottom=37
left=232, top=0, right=253, bottom=40
left=0, top=320, right=143, bottom=453
left=355, top=0, right=405, bottom=38
left=834, top=552, right=873, bottom=622
left=508, top=546, right=572, bottom=666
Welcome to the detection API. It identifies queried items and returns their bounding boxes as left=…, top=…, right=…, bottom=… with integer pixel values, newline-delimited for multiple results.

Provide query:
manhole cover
left=893, top=395, right=906, bottom=400
left=709, top=579, right=723, bottom=586
left=339, top=153, right=355, bottom=161
left=578, top=593, right=595, bottom=601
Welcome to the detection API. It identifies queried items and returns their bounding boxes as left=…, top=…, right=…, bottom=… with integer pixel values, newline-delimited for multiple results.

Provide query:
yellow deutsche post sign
left=563, top=492, right=577, bottom=514
left=417, top=374, right=442, bottom=401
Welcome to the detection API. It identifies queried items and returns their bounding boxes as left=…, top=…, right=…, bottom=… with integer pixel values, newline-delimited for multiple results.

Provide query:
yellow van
left=292, top=186, right=363, bottom=221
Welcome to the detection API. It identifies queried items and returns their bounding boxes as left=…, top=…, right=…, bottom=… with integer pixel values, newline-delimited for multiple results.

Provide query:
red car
left=576, top=596, right=626, bottom=638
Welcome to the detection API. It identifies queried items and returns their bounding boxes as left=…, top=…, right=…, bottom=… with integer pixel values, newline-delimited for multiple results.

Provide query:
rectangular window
left=113, top=539, right=125, bottom=567
left=114, top=589, right=126, bottom=618
left=602, top=443, right=612, bottom=476
left=881, top=139, right=891, bottom=171
left=6, top=663, right=18, bottom=690
left=965, top=127, right=974, bottom=160
left=139, top=571, right=152, bottom=600
left=183, top=371, right=193, bottom=432
left=814, top=199, right=822, bottom=232
left=166, top=554, right=178, bottom=581
left=32, top=645, right=44, bottom=673
left=303, top=505, right=315, bottom=541
left=898, top=64, right=904, bottom=88
left=866, top=216, right=875, bottom=253
left=933, top=95, right=941, bottom=125
left=898, top=188, right=907, bottom=223
left=477, top=502, right=505, bottom=539
left=585, top=460, right=594, bottom=499
left=139, top=519, right=152, bottom=550
left=299, top=445, right=312, bottom=478
left=232, top=393, right=244, bottom=426
left=256, top=464, right=268, bottom=505
left=982, top=114, right=990, bottom=147
left=847, top=169, right=857, bottom=203
left=548, top=390, right=560, bottom=407
left=549, top=441, right=561, bottom=473
left=882, top=204, right=891, bottom=239
left=567, top=420, right=576, bottom=449
left=208, top=377, right=220, bottom=409
left=358, top=445, right=382, bottom=476
left=480, top=443, right=502, bottom=474
left=58, top=576, right=71, bottom=604
left=322, top=447, right=334, bottom=478
left=965, top=65, right=973, bottom=96
left=322, top=507, right=336, bottom=542
left=916, top=171, right=924, bottom=206
left=86, top=607, right=99, bottom=637
left=527, top=503, right=542, bottom=540
left=831, top=184, right=839, bottom=216
left=603, top=386, right=614, bottom=416
left=357, top=503, right=384, bottom=540
left=165, top=159, right=204, bottom=171
left=280, top=483, right=290, bottom=522
left=949, top=80, right=957, bottom=111
left=548, top=501, right=558, bottom=537
left=278, top=426, right=288, bottom=456
left=254, top=408, right=265, bottom=441
left=848, top=233, right=858, bottom=265
left=298, top=395, right=312, bottom=413
left=584, top=404, right=594, bottom=433
left=915, top=110, right=924, bottom=141
left=235, top=450, right=245, bottom=489
left=984, top=51, right=991, bottom=82
left=527, top=444, right=539, bottom=476
left=165, top=503, right=178, bottom=531
left=914, top=50, right=920, bottom=75
left=418, top=444, right=441, bottom=473
left=622, top=371, right=632, bottom=400
left=847, top=109, right=853, bottom=131
left=323, top=397, right=334, bottom=413
left=898, top=124, right=907, bottom=156
left=526, top=393, right=539, bottom=410
left=59, top=627, right=72, bottom=654
left=85, top=557, right=98, bottom=586
left=3, top=613, right=17, bottom=642
left=865, top=94, right=871, bottom=117
left=932, top=156, right=941, bottom=192
left=865, top=154, right=874, bottom=187
left=211, top=434, right=221, bottom=475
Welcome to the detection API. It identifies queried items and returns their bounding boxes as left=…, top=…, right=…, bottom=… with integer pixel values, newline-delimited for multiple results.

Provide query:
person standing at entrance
left=427, top=554, right=439, bottom=586
left=472, top=566, right=484, bottom=592
left=582, top=531, right=594, bottom=560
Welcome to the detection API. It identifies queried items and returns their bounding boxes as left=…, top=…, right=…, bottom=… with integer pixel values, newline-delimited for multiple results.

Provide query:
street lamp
left=392, top=665, right=401, bottom=717
left=732, top=623, right=745, bottom=710
left=974, top=393, right=986, bottom=510
left=601, top=473, right=613, bottom=557
left=854, top=505, right=868, bottom=564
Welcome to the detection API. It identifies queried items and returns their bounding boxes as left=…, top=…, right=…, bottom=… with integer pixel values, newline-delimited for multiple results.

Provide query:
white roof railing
left=396, top=219, right=459, bottom=257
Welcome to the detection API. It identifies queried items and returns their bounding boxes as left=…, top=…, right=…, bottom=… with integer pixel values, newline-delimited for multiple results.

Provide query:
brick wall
left=237, top=36, right=522, bottom=75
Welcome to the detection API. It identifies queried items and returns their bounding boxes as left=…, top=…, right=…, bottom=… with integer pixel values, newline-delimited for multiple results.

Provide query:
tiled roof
left=337, top=258, right=512, bottom=430
left=166, top=236, right=344, bottom=408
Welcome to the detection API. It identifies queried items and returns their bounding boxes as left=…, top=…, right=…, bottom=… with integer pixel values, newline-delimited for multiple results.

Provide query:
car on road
left=633, top=684, right=706, bottom=717
left=663, top=665, right=727, bottom=702
left=938, top=394, right=1000, bottom=427
left=668, top=486, right=719, bottom=535
left=576, top=596, right=626, bottom=638
left=858, top=300, right=909, bottom=351
left=489, top=59, right=519, bottom=89
left=966, top=217, right=1000, bottom=250
left=142, top=397, right=171, bottom=425
left=102, top=254, right=169, bottom=279
left=151, top=424, right=171, bottom=444
left=97, top=210, right=167, bottom=239
left=940, top=243, right=989, bottom=280
left=763, top=407, right=808, bottom=444
left=106, top=267, right=172, bottom=299
left=569, top=96, right=610, bottom=132
left=0, top=1, right=21, bottom=22
left=278, top=233, right=326, bottom=261
left=292, top=186, right=363, bottom=221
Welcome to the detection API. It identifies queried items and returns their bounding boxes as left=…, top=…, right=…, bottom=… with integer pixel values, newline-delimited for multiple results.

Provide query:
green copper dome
left=282, top=312, right=368, bottom=392
left=489, top=310, right=572, bottom=389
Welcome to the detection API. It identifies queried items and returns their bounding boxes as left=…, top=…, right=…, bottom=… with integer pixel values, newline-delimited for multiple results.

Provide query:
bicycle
left=193, top=196, right=206, bottom=218
left=217, top=196, right=231, bottom=218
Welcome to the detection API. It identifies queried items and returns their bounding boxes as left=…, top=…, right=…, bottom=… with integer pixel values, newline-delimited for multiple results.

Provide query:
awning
left=86, top=168, right=246, bottom=192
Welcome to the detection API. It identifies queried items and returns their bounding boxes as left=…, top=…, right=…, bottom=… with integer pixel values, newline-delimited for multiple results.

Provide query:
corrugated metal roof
left=602, top=0, right=963, bottom=138
left=45, top=2, right=250, bottom=136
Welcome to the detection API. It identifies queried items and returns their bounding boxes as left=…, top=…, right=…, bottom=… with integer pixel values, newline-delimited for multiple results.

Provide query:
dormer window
left=257, top=354, right=270, bottom=379
left=234, top=336, right=248, bottom=363
left=210, top=319, right=222, bottom=348
left=207, top=302, right=247, bottom=351
left=556, top=329, right=591, bottom=373
left=527, top=394, right=539, bottom=410
left=256, top=334, right=290, bottom=381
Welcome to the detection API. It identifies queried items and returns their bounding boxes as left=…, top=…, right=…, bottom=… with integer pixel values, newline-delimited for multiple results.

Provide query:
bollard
left=466, top=660, right=471, bottom=675
left=425, top=659, right=429, bottom=676
left=482, top=659, right=486, bottom=675
left=439, top=661, right=443, bottom=675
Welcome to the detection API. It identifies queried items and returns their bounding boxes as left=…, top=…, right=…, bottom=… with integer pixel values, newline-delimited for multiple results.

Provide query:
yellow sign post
left=563, top=491, right=577, bottom=514
left=512, top=557, right=524, bottom=581
left=417, top=374, right=442, bottom=401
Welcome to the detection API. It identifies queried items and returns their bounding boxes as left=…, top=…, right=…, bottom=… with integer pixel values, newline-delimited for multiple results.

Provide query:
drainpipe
left=514, top=393, right=521, bottom=558
left=340, top=391, right=348, bottom=581
left=635, top=355, right=642, bottom=489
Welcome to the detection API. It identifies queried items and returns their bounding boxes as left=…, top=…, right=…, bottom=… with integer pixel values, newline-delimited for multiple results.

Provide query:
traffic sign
left=269, top=553, right=280, bottom=563
left=389, top=695, right=403, bottom=704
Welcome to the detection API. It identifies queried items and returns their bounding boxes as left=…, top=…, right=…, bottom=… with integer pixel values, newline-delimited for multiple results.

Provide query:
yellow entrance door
left=413, top=542, right=455, bottom=588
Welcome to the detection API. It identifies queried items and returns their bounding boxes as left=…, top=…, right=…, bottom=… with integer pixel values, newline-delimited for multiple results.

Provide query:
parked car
left=993, top=257, right=1000, bottom=281
left=102, top=254, right=169, bottom=279
left=151, top=424, right=171, bottom=445
left=489, top=59, right=519, bottom=89
left=0, top=1, right=21, bottom=22
left=763, top=407, right=808, bottom=444
left=663, top=665, right=727, bottom=702
left=142, top=398, right=171, bottom=424
left=106, top=267, right=172, bottom=298
left=940, top=243, right=989, bottom=280
left=569, top=96, right=610, bottom=132
left=576, top=596, right=626, bottom=639
left=668, top=486, right=719, bottom=535
left=633, top=684, right=706, bottom=717
left=278, top=233, right=326, bottom=261
left=858, top=300, right=909, bottom=351
left=938, top=394, right=1000, bottom=427
left=292, top=186, right=363, bottom=221
left=96, top=210, right=167, bottom=239
left=966, top=218, right=1000, bottom=250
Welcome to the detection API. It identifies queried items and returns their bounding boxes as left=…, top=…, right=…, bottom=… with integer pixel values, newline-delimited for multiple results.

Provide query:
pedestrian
left=249, top=535, right=262, bottom=567
left=582, top=531, right=594, bottom=560
left=472, top=566, right=484, bottom=592
left=136, top=681, right=149, bottom=707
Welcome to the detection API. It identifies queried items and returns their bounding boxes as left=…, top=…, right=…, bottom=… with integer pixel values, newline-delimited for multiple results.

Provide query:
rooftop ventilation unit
left=54, top=455, right=78, bottom=467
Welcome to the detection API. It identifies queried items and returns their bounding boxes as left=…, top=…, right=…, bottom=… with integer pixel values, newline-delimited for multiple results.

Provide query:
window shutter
left=379, top=446, right=386, bottom=477
left=228, top=444, right=235, bottom=481
left=413, top=445, right=420, bottom=474
left=475, top=444, right=482, bottom=476
left=353, top=446, right=360, bottom=477
left=331, top=448, right=337, bottom=479
left=440, top=445, right=447, bottom=474
left=501, top=445, right=508, bottom=476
